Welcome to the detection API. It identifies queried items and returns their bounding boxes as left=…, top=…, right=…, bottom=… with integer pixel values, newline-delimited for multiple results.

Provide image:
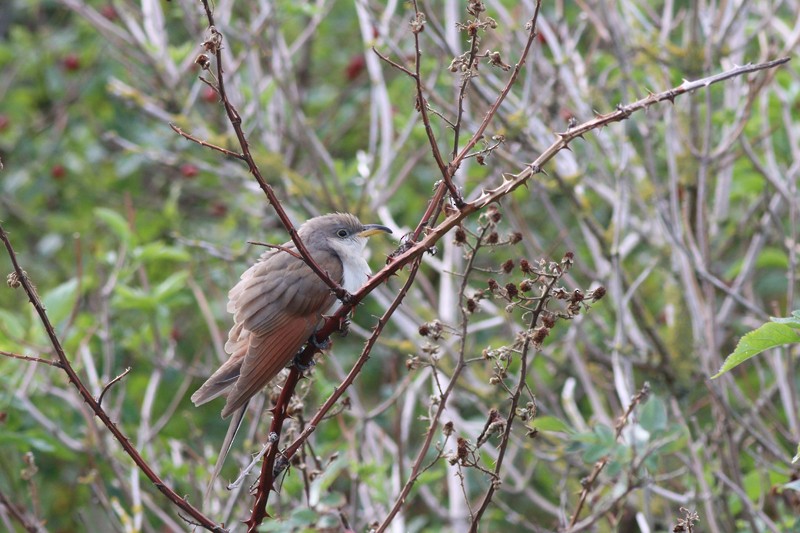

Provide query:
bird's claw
left=292, top=353, right=316, bottom=372
left=310, top=334, right=331, bottom=350
left=338, top=317, right=351, bottom=337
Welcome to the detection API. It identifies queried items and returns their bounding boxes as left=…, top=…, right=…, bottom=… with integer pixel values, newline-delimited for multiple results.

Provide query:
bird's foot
left=292, top=354, right=316, bottom=372
left=310, top=334, right=331, bottom=350
left=338, top=316, right=351, bottom=337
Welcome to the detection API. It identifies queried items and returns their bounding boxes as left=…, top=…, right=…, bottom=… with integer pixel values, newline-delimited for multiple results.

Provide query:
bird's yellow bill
left=359, top=224, right=392, bottom=237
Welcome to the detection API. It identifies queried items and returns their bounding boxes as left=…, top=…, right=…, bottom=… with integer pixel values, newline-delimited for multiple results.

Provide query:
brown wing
left=191, top=246, right=342, bottom=417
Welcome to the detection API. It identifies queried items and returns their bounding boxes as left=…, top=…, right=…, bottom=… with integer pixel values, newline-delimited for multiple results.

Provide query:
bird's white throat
left=329, top=236, right=372, bottom=294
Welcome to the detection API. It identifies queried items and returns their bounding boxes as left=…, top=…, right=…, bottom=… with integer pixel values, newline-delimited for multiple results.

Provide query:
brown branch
left=246, top=258, right=425, bottom=531
left=194, top=2, right=350, bottom=302
left=469, top=274, right=559, bottom=530
left=97, top=366, right=132, bottom=408
left=169, top=123, right=243, bottom=159
left=450, top=11, right=483, bottom=161
left=0, top=224, right=225, bottom=533
left=376, top=221, right=493, bottom=532
left=0, top=350, right=63, bottom=368
left=246, top=241, right=303, bottom=261
left=0, top=486, right=44, bottom=533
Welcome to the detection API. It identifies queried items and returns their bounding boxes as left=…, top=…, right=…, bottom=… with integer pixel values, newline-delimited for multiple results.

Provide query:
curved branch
left=0, top=225, right=226, bottom=533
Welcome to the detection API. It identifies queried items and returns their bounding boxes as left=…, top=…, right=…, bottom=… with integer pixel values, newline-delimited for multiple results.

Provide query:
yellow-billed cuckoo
left=191, top=213, right=390, bottom=496
left=192, top=212, right=391, bottom=415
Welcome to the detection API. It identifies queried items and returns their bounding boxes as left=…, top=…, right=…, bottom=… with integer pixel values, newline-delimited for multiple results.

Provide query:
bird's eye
left=336, top=229, right=349, bottom=238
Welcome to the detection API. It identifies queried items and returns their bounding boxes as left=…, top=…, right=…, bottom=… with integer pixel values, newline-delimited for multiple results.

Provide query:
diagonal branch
left=246, top=259, right=425, bottom=530
left=243, top=56, right=790, bottom=531
left=194, top=1, right=350, bottom=302
left=0, top=225, right=226, bottom=533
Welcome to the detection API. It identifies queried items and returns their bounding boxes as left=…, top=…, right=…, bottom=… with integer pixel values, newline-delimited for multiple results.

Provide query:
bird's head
left=302, top=213, right=392, bottom=257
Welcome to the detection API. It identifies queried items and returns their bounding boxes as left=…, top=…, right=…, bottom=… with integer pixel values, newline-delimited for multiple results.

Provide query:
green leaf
left=770, top=311, right=800, bottom=329
left=153, top=272, right=189, bottom=302
left=0, top=309, right=27, bottom=338
left=534, top=416, right=570, bottom=433
left=133, top=242, right=190, bottom=263
left=639, top=396, right=667, bottom=433
left=308, top=456, right=347, bottom=506
left=41, top=278, right=79, bottom=325
left=713, top=322, right=800, bottom=378
left=94, top=207, right=134, bottom=245
left=113, top=285, right=157, bottom=311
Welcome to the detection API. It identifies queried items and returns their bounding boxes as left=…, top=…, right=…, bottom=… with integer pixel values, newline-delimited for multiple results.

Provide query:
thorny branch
left=0, top=224, right=226, bottom=532
left=192, top=0, right=351, bottom=303
left=185, top=8, right=787, bottom=525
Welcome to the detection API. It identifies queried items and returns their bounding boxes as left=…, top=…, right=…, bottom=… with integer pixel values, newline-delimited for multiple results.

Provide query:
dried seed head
left=502, top=259, right=515, bottom=273
left=519, top=259, right=533, bottom=274
left=454, top=226, right=467, bottom=244
left=590, top=286, right=606, bottom=301
left=509, top=232, right=523, bottom=244
left=487, top=232, right=499, bottom=244
left=487, top=278, right=499, bottom=291
left=505, top=283, right=518, bottom=299
left=195, top=54, right=211, bottom=70
left=532, top=326, right=549, bottom=347
left=519, top=279, right=532, bottom=292
left=466, top=298, right=477, bottom=313
left=443, top=421, right=454, bottom=436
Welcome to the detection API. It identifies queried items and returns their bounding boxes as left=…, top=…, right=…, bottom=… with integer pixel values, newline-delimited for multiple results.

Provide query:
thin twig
left=169, top=123, right=243, bottom=159
left=377, top=222, right=493, bottom=532
left=566, top=383, right=651, bottom=529
left=246, top=241, right=303, bottom=261
left=193, top=4, right=350, bottom=302
left=97, top=366, right=132, bottom=408
left=408, top=0, right=462, bottom=205
left=371, top=47, right=415, bottom=77
left=0, top=350, right=63, bottom=368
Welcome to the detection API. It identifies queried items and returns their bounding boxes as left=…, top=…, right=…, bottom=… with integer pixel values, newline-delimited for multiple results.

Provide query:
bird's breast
left=340, top=255, right=371, bottom=293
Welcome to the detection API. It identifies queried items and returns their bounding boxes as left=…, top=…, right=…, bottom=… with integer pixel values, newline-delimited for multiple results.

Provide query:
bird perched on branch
left=192, top=212, right=392, bottom=417
left=191, top=213, right=391, bottom=500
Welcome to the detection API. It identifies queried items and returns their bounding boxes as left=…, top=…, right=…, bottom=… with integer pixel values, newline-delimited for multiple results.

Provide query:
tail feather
left=203, top=403, right=248, bottom=506
left=191, top=358, right=242, bottom=408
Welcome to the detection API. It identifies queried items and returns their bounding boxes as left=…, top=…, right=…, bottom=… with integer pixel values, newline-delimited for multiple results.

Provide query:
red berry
left=63, top=55, right=81, bottom=71
left=210, top=202, right=227, bottom=217
left=100, top=5, right=117, bottom=20
left=180, top=163, right=199, bottom=178
left=51, top=164, right=66, bottom=179
left=201, top=87, right=217, bottom=103
left=344, top=55, right=366, bottom=81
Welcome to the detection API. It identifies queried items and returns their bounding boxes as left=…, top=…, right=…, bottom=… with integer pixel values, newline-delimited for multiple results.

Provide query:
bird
left=191, top=213, right=391, bottom=500
left=191, top=212, right=392, bottom=417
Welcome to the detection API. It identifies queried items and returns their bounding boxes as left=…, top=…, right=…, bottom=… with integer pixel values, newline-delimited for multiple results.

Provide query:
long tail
left=203, top=402, right=248, bottom=506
